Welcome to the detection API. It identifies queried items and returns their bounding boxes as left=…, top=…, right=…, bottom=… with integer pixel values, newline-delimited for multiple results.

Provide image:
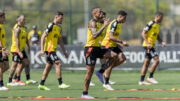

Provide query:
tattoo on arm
left=90, top=21, right=105, bottom=38
left=15, top=28, right=20, bottom=52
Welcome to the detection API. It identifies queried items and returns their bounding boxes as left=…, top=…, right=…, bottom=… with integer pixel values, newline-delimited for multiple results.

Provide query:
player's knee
left=55, top=60, right=61, bottom=65
left=155, top=58, right=159, bottom=64
left=112, top=53, right=117, bottom=58
left=122, top=56, right=126, bottom=62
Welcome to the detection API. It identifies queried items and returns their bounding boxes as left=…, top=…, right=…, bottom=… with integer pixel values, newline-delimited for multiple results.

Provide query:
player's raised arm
left=90, top=20, right=108, bottom=38
left=89, top=9, right=109, bottom=38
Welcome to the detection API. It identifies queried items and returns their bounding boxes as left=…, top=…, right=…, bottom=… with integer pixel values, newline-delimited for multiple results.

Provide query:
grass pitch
left=1, top=70, right=180, bottom=101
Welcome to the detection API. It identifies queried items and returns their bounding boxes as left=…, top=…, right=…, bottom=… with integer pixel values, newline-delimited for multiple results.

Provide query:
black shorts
left=144, top=47, right=158, bottom=59
left=12, top=51, right=28, bottom=62
left=45, top=51, right=59, bottom=64
left=108, top=46, right=122, bottom=54
left=0, top=52, right=8, bottom=62
left=84, top=47, right=106, bottom=66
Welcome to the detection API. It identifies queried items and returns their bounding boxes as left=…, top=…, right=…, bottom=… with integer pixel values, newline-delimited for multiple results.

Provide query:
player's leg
left=0, top=57, right=9, bottom=90
left=95, top=58, right=107, bottom=84
left=0, top=66, right=8, bottom=90
left=96, top=49, right=117, bottom=84
left=82, top=65, right=95, bottom=99
left=54, top=59, right=70, bottom=89
left=139, top=58, right=151, bottom=85
left=38, top=62, right=52, bottom=90
left=23, top=58, right=38, bottom=84
left=15, top=62, right=25, bottom=86
left=112, top=53, right=126, bottom=67
left=3, top=61, right=9, bottom=73
left=147, top=56, right=159, bottom=84
left=7, top=61, right=18, bottom=86
left=0, top=62, right=7, bottom=90
left=103, top=48, right=125, bottom=90
left=2, top=56, right=9, bottom=73
left=82, top=47, right=97, bottom=99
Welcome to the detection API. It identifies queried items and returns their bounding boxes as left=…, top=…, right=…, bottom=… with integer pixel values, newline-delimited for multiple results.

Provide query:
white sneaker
left=26, top=80, right=38, bottom=84
left=90, top=82, right=95, bottom=86
left=109, top=80, right=116, bottom=85
left=58, top=83, right=70, bottom=89
left=138, top=81, right=151, bottom=85
left=103, top=84, right=114, bottom=90
left=81, top=94, right=95, bottom=99
left=147, top=78, right=158, bottom=84
left=16, top=81, right=26, bottom=86
left=0, top=86, right=9, bottom=91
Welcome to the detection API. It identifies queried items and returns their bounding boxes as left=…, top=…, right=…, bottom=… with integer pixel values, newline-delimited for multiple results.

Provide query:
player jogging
left=100, top=10, right=128, bottom=90
left=139, top=12, right=165, bottom=85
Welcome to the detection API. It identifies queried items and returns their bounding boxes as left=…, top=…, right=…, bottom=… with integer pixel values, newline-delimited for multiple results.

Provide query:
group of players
left=82, top=7, right=165, bottom=99
left=0, top=7, right=165, bottom=99
left=0, top=11, right=71, bottom=91
left=0, top=11, right=39, bottom=91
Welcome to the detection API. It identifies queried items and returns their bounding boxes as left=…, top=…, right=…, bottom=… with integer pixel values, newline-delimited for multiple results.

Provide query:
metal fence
left=0, top=0, right=180, bottom=46
left=0, top=0, right=180, bottom=70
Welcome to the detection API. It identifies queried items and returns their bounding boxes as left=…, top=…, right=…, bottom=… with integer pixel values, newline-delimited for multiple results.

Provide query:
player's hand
left=103, top=18, right=110, bottom=27
left=63, top=51, right=68, bottom=59
left=18, top=51, right=23, bottom=58
left=122, top=41, right=129, bottom=47
left=147, top=43, right=152, bottom=49
left=40, top=50, right=45, bottom=56
left=161, top=41, right=166, bottom=47
left=4, top=49, right=9, bottom=55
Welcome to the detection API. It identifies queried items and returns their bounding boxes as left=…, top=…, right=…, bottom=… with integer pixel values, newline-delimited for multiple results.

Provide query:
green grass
left=1, top=70, right=180, bottom=101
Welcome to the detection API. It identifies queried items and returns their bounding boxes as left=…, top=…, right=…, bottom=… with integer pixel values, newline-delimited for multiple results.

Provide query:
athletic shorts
left=108, top=47, right=123, bottom=54
left=45, top=51, right=60, bottom=64
left=84, top=47, right=106, bottom=66
left=0, top=52, right=8, bottom=62
left=143, top=47, right=158, bottom=59
left=12, top=51, right=28, bottom=62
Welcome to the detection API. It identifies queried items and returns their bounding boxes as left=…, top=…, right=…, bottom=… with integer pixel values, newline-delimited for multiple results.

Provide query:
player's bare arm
left=26, top=36, right=30, bottom=54
left=109, top=32, right=128, bottom=46
left=90, top=18, right=109, bottom=38
left=142, top=30, right=151, bottom=49
left=15, top=28, right=23, bottom=58
left=40, top=32, right=47, bottom=56
left=58, top=37, right=68, bottom=58
left=157, top=34, right=166, bottom=47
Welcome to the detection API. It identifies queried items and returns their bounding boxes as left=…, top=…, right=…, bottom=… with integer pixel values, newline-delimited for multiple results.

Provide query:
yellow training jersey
left=142, top=21, right=160, bottom=48
left=11, top=24, right=27, bottom=52
left=0, top=24, right=6, bottom=51
left=28, top=30, right=41, bottom=40
left=98, top=21, right=106, bottom=42
left=85, top=19, right=104, bottom=47
left=44, top=23, right=62, bottom=52
left=101, top=19, right=121, bottom=48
